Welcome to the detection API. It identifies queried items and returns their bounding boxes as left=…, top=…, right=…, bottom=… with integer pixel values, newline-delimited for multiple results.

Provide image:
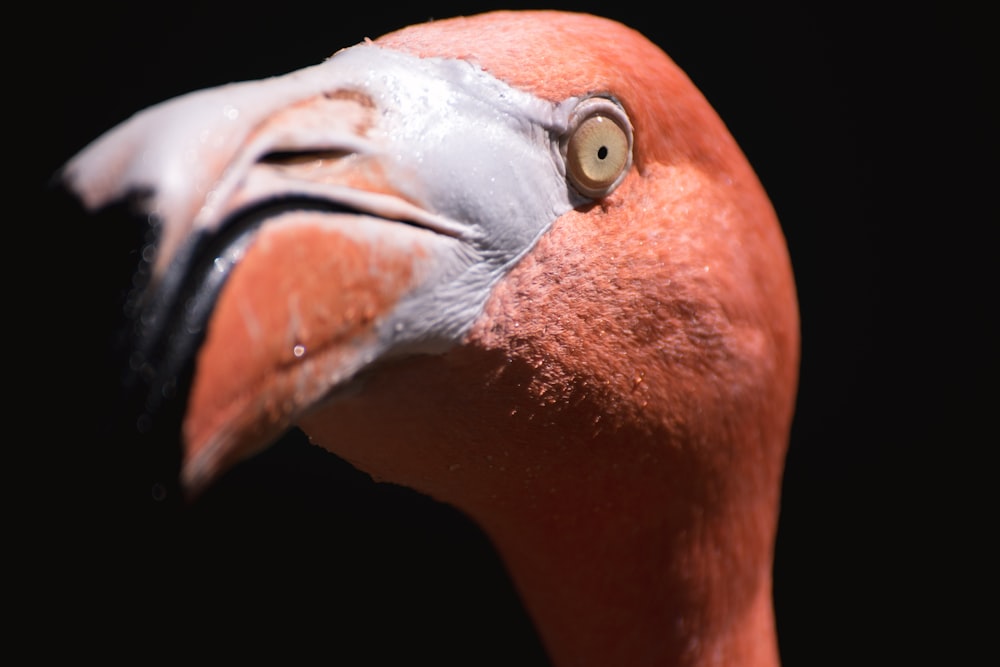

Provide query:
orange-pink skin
left=185, top=11, right=799, bottom=667
left=183, top=216, right=424, bottom=489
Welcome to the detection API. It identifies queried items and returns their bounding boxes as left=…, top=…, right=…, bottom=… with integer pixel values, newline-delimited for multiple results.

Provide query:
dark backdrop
left=29, top=2, right=991, bottom=665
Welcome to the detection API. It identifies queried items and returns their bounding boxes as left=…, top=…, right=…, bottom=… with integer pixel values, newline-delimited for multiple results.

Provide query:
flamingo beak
left=61, top=44, right=582, bottom=498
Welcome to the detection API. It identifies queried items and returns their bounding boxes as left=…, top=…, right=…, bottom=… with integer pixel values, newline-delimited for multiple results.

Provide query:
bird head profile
left=61, top=10, right=799, bottom=667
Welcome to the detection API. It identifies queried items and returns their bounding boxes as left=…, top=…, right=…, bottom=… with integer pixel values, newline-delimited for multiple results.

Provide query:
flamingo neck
left=459, top=420, right=783, bottom=667
left=300, top=338, right=785, bottom=667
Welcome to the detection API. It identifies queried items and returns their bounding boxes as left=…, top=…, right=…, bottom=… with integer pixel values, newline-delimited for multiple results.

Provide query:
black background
left=29, top=1, right=992, bottom=664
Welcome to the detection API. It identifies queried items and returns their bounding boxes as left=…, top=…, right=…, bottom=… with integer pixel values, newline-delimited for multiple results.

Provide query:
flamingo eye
left=564, top=97, right=632, bottom=198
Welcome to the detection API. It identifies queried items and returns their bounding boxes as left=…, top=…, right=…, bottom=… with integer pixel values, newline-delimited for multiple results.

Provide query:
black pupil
left=597, top=146, right=608, bottom=160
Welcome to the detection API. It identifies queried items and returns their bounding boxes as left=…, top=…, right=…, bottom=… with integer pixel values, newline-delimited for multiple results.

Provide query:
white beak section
left=63, top=43, right=586, bottom=493
left=65, top=45, right=581, bottom=278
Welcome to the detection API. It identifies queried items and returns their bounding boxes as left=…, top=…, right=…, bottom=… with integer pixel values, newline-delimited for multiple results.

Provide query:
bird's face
left=64, top=11, right=797, bottom=522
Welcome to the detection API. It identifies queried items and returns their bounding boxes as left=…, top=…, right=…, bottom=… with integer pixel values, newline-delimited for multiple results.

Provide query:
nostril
left=259, top=149, right=354, bottom=166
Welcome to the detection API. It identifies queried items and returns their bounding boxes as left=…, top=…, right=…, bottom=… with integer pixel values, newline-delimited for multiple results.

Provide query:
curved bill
left=62, top=43, right=583, bottom=495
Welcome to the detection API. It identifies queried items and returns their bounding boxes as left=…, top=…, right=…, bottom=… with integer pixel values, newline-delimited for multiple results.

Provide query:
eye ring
left=563, top=96, right=633, bottom=199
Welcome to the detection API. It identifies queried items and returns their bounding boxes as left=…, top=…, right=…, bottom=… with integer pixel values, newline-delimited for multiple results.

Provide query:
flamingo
left=62, top=10, right=799, bottom=666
